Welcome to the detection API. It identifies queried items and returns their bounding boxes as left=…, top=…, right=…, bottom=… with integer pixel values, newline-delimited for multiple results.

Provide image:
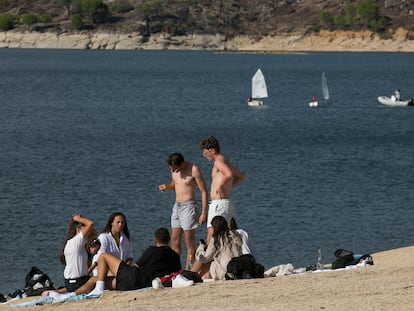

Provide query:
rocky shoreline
left=0, top=28, right=413, bottom=52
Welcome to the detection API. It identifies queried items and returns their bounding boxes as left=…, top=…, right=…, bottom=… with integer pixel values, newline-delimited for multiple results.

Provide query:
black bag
left=331, top=249, right=355, bottom=269
left=24, top=266, right=54, bottom=296
left=226, top=254, right=264, bottom=280
left=179, top=270, right=203, bottom=283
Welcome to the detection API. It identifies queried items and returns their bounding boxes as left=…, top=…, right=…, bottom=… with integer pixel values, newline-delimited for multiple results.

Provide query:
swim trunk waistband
left=210, top=199, right=231, bottom=204
left=175, top=200, right=197, bottom=207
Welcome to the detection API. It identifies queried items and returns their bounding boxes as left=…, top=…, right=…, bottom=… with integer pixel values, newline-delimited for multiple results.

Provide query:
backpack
left=225, top=254, right=264, bottom=280
left=24, top=266, right=54, bottom=296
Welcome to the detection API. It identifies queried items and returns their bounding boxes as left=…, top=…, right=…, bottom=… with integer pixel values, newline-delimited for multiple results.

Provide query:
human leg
left=178, top=201, right=198, bottom=265
left=87, top=253, right=122, bottom=296
left=171, top=203, right=183, bottom=256
left=191, top=260, right=211, bottom=279
left=183, top=229, right=196, bottom=269
left=171, top=227, right=183, bottom=256
left=73, top=276, right=98, bottom=295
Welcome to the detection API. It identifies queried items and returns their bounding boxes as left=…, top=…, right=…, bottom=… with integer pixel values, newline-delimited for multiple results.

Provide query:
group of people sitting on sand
left=43, top=136, right=260, bottom=298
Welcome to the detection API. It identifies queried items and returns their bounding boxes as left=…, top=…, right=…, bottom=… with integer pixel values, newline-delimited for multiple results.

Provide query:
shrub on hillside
left=22, top=13, right=38, bottom=26
left=71, top=13, right=83, bottom=30
left=0, top=14, right=15, bottom=31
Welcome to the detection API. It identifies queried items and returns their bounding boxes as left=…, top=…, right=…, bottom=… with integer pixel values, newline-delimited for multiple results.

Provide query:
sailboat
left=248, top=69, right=268, bottom=107
left=309, top=71, right=329, bottom=108
left=322, top=71, right=329, bottom=101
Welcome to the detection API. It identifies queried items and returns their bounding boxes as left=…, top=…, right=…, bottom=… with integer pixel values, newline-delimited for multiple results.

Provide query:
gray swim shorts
left=171, top=201, right=199, bottom=230
left=207, top=199, right=234, bottom=228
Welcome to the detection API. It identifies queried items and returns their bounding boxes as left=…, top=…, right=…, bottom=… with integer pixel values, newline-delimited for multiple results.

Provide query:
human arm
left=193, top=165, right=208, bottom=225
left=159, top=175, right=175, bottom=192
left=122, top=234, right=134, bottom=265
left=231, top=166, right=244, bottom=187
left=87, top=261, right=98, bottom=275
left=196, top=238, right=216, bottom=263
left=72, top=214, right=94, bottom=237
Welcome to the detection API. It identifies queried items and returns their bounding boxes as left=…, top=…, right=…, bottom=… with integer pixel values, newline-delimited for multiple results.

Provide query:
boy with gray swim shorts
left=159, top=153, right=208, bottom=270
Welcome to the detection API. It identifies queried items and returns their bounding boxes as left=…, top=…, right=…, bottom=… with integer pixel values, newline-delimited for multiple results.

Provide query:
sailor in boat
left=247, top=96, right=252, bottom=103
left=309, top=96, right=318, bottom=107
left=394, top=89, right=401, bottom=101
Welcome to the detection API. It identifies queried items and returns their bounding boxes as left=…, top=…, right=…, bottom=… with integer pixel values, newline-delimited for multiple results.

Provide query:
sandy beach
left=1, top=245, right=413, bottom=311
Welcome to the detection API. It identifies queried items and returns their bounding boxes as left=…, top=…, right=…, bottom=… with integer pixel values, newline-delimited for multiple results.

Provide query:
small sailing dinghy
left=248, top=69, right=268, bottom=107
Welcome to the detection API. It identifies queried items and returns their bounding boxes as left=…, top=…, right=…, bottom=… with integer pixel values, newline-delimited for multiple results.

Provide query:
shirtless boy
left=159, top=153, right=208, bottom=269
left=199, top=136, right=244, bottom=243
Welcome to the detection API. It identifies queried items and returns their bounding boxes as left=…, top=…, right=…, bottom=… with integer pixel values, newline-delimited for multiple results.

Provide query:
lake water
left=1, top=49, right=414, bottom=293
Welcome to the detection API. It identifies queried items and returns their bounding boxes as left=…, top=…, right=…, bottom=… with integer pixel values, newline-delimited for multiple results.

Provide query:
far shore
left=0, top=28, right=413, bottom=52
left=1, top=245, right=414, bottom=310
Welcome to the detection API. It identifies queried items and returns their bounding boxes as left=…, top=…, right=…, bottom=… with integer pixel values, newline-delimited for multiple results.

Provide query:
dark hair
left=211, top=215, right=234, bottom=251
left=230, top=218, right=238, bottom=230
left=102, top=212, right=131, bottom=240
left=59, top=220, right=85, bottom=265
left=87, top=237, right=101, bottom=249
left=167, top=153, right=184, bottom=167
left=154, top=227, right=170, bottom=244
left=199, top=136, right=220, bottom=153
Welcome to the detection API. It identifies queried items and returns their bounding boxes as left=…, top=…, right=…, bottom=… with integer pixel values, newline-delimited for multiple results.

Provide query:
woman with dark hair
left=192, top=215, right=242, bottom=280
left=93, top=212, right=133, bottom=268
left=59, top=214, right=95, bottom=292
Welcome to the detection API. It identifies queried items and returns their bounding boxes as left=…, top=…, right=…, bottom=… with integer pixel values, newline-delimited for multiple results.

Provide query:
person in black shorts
left=89, top=227, right=181, bottom=295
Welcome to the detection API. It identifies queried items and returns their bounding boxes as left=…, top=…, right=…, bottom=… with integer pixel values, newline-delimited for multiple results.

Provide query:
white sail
left=322, top=71, right=329, bottom=100
left=252, top=69, right=268, bottom=99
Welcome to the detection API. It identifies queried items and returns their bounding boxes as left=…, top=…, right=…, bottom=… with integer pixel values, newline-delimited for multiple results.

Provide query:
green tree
left=0, top=14, right=15, bottom=31
left=136, top=0, right=163, bottom=36
left=71, top=13, right=83, bottom=29
left=38, top=14, right=52, bottom=25
left=358, top=0, right=379, bottom=26
left=110, top=1, right=134, bottom=14
left=80, top=0, right=108, bottom=24
left=22, top=13, right=38, bottom=27
left=0, top=0, right=9, bottom=8
left=370, top=16, right=388, bottom=32
left=345, top=3, right=357, bottom=28
left=333, top=15, right=346, bottom=29
left=319, top=11, right=333, bottom=30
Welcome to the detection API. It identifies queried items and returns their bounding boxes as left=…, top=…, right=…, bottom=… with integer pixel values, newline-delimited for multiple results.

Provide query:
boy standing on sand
left=199, top=136, right=244, bottom=243
left=159, top=153, right=208, bottom=269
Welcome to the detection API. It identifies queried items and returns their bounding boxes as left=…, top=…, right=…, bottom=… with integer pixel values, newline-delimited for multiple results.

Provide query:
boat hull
left=248, top=100, right=263, bottom=107
left=309, top=101, right=318, bottom=107
left=377, top=96, right=413, bottom=107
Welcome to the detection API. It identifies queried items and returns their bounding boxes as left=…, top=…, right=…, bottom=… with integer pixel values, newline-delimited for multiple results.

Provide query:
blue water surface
left=1, top=49, right=414, bottom=292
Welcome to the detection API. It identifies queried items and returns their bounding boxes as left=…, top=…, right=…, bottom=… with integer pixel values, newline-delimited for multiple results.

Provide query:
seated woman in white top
left=230, top=217, right=260, bottom=263
left=60, top=214, right=95, bottom=292
left=92, top=212, right=133, bottom=272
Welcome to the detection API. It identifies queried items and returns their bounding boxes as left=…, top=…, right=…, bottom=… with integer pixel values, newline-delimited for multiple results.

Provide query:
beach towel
left=11, top=294, right=101, bottom=307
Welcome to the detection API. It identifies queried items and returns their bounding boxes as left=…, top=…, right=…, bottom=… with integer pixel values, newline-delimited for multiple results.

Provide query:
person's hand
left=72, top=213, right=81, bottom=221
left=215, top=187, right=224, bottom=199
left=198, top=213, right=207, bottom=225
left=159, top=184, right=166, bottom=192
